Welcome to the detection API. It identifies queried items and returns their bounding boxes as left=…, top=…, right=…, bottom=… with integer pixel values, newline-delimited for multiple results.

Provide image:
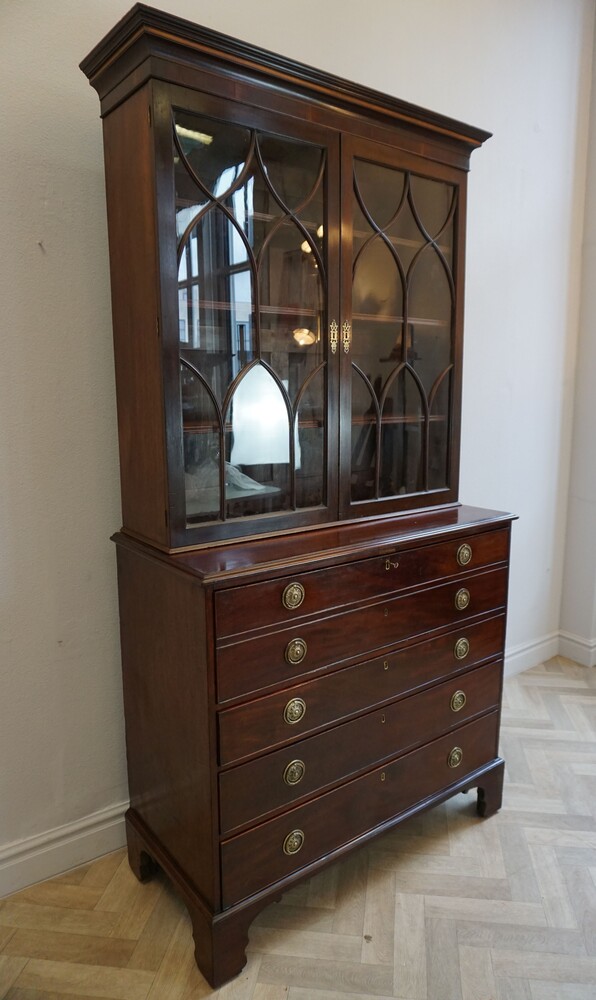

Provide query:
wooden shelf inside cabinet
left=82, top=5, right=511, bottom=990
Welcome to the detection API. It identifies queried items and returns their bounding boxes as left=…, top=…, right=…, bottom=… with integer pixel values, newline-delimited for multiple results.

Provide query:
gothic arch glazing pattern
left=174, top=109, right=327, bottom=524
left=350, top=159, right=456, bottom=501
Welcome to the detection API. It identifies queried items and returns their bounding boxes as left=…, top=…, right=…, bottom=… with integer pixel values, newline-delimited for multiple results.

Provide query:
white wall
left=0, top=0, right=593, bottom=893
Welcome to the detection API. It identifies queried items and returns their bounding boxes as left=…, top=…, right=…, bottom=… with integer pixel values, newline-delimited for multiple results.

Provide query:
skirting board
left=0, top=800, right=127, bottom=898
left=504, top=632, right=560, bottom=677
left=559, top=630, right=596, bottom=667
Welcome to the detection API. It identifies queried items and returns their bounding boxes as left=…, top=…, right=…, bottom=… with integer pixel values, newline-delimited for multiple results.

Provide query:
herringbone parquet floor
left=1, top=657, right=595, bottom=1000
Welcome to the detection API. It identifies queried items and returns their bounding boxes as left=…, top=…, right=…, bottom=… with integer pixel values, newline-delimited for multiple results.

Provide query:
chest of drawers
left=115, top=504, right=512, bottom=987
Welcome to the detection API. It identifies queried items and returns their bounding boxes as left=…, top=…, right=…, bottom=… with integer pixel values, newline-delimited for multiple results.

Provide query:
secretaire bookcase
left=81, top=5, right=514, bottom=986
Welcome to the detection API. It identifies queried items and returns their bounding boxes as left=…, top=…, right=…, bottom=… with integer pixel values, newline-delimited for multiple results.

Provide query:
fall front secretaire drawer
left=215, top=529, right=509, bottom=639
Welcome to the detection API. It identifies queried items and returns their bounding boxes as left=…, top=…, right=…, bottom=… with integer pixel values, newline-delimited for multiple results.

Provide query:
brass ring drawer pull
left=285, top=638, right=307, bottom=665
left=283, top=829, right=305, bottom=856
left=450, top=690, right=467, bottom=713
left=447, top=747, right=463, bottom=769
left=283, top=697, right=306, bottom=725
left=384, top=557, right=399, bottom=570
left=283, top=759, right=306, bottom=786
left=457, top=543, right=473, bottom=567
left=282, top=582, right=305, bottom=610
left=455, top=587, right=470, bottom=611
left=454, top=637, right=470, bottom=660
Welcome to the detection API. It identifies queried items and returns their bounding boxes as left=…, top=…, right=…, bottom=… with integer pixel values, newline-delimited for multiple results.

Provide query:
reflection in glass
left=174, top=109, right=327, bottom=524
left=380, top=368, right=424, bottom=497
left=295, top=368, right=325, bottom=508
left=350, top=158, right=456, bottom=501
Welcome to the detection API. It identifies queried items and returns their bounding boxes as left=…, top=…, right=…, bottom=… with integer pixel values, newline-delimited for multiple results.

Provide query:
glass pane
left=429, top=371, right=451, bottom=490
left=409, top=174, right=454, bottom=239
left=225, top=365, right=291, bottom=517
left=259, top=221, right=324, bottom=384
left=354, top=160, right=405, bottom=230
left=258, top=134, right=324, bottom=212
left=409, top=247, right=452, bottom=323
left=351, top=368, right=377, bottom=501
left=181, top=365, right=221, bottom=522
left=295, top=368, right=325, bottom=508
left=175, top=113, right=251, bottom=199
left=380, top=368, right=424, bottom=496
left=353, top=237, right=402, bottom=322
left=178, top=209, right=255, bottom=405
left=408, top=322, right=451, bottom=396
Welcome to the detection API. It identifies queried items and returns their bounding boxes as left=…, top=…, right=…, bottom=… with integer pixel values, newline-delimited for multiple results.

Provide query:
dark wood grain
left=219, top=660, right=502, bottom=834
left=220, top=711, right=500, bottom=907
left=217, top=615, right=506, bottom=764
left=116, top=542, right=219, bottom=907
left=216, top=566, right=508, bottom=701
left=215, top=528, right=509, bottom=638
left=102, top=84, right=169, bottom=548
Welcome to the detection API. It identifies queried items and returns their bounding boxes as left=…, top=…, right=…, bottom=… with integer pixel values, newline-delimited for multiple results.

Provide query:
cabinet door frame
left=338, top=134, right=468, bottom=521
left=153, top=82, right=341, bottom=547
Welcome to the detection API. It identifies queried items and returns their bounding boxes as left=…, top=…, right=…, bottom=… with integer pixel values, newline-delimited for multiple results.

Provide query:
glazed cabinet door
left=339, top=136, right=466, bottom=518
left=156, top=86, right=341, bottom=545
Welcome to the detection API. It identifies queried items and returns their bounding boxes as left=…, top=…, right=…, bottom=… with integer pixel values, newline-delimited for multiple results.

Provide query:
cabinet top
left=80, top=3, right=491, bottom=152
left=114, top=505, right=515, bottom=585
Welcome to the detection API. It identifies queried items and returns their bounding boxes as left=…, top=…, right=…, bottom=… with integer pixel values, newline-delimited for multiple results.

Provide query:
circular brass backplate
left=450, top=690, right=467, bottom=713
left=454, top=637, right=470, bottom=660
left=283, top=759, right=306, bottom=786
left=455, top=588, right=470, bottom=611
left=447, top=747, right=463, bottom=769
left=285, top=637, right=307, bottom=664
left=457, top=543, right=473, bottom=567
left=283, top=697, right=306, bottom=725
left=283, top=829, right=305, bottom=856
left=282, top=582, right=305, bottom=610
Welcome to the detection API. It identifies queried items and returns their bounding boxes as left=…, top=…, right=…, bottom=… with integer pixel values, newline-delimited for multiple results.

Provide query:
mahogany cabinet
left=81, top=5, right=514, bottom=987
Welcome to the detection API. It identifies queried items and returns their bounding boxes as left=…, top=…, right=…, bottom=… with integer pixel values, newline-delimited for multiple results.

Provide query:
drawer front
left=219, top=660, right=502, bottom=834
left=221, top=711, right=500, bottom=907
left=216, top=567, right=508, bottom=701
left=215, top=529, right=509, bottom=639
left=218, top=615, right=505, bottom=765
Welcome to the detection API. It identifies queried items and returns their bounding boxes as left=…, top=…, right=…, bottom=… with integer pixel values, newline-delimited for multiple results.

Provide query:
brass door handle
left=283, top=697, right=306, bottom=725
left=283, top=829, right=305, bottom=855
left=455, top=588, right=470, bottom=611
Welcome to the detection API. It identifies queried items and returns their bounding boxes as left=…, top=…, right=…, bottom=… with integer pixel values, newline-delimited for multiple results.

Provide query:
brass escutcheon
left=454, top=637, right=470, bottom=660
left=330, top=319, right=338, bottom=354
left=283, top=697, right=306, bottom=725
left=282, top=582, right=305, bottom=610
left=455, top=587, right=470, bottom=611
left=283, top=829, right=305, bottom=856
left=457, top=543, right=473, bottom=567
left=342, top=320, right=351, bottom=353
left=283, top=759, right=306, bottom=786
left=447, top=746, right=463, bottom=768
left=285, top=637, right=307, bottom=665
left=450, top=690, right=467, bottom=713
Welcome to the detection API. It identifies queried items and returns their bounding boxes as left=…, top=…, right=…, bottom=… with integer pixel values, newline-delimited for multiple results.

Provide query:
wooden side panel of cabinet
left=102, top=84, right=168, bottom=548
left=115, top=544, right=219, bottom=907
